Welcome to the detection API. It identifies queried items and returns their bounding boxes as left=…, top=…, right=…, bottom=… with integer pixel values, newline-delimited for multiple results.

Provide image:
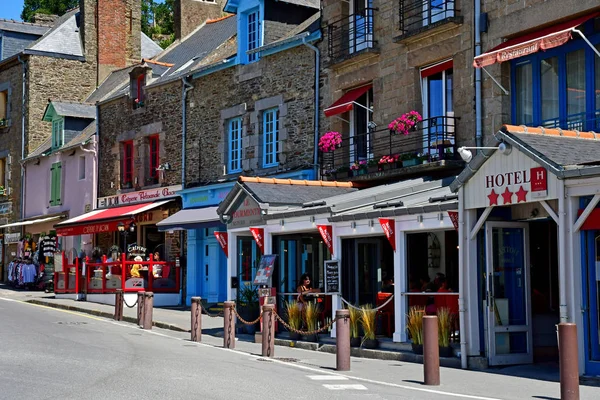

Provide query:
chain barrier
left=340, top=294, right=394, bottom=311
left=198, top=302, right=225, bottom=318
left=231, top=305, right=264, bottom=326
left=123, top=295, right=138, bottom=309
left=272, top=309, right=338, bottom=336
left=226, top=306, right=233, bottom=348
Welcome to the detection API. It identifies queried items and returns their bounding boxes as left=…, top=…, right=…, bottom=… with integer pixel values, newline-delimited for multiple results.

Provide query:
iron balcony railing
left=320, top=115, right=458, bottom=179
left=327, top=7, right=377, bottom=61
left=399, top=0, right=457, bottom=36
left=527, top=112, right=600, bottom=132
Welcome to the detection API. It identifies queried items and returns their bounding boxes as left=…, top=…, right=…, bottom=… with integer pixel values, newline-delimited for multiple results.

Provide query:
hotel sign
left=98, top=185, right=182, bottom=208
left=484, top=167, right=548, bottom=206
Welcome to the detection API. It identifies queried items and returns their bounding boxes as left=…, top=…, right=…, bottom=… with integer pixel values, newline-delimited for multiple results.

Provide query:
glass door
left=583, top=232, right=600, bottom=375
left=485, top=222, right=533, bottom=366
left=355, top=239, right=381, bottom=306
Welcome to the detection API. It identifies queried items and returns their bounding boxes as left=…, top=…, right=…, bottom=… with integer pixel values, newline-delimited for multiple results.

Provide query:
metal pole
left=223, top=301, right=236, bottom=349
left=137, top=290, right=145, bottom=326
left=142, top=292, right=153, bottom=330
left=262, top=304, right=275, bottom=357
left=191, top=296, right=202, bottom=342
left=114, top=289, right=123, bottom=321
left=423, top=316, right=440, bottom=385
left=336, top=309, right=350, bottom=371
left=558, top=323, right=580, bottom=400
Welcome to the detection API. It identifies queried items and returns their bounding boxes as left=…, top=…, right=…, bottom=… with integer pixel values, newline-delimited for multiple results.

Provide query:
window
left=350, top=0, right=374, bottom=53
left=50, top=162, right=62, bottom=206
left=0, top=89, right=7, bottom=125
left=350, top=87, right=373, bottom=162
left=228, top=118, right=243, bottom=173
left=122, top=141, right=133, bottom=187
left=78, top=156, right=86, bottom=180
left=136, top=74, right=145, bottom=103
left=247, top=10, right=260, bottom=63
left=0, top=157, right=6, bottom=194
left=423, top=0, right=455, bottom=27
left=148, top=135, right=159, bottom=184
left=421, top=60, right=454, bottom=153
left=130, top=69, right=146, bottom=109
left=52, top=117, right=64, bottom=148
left=263, top=109, right=279, bottom=167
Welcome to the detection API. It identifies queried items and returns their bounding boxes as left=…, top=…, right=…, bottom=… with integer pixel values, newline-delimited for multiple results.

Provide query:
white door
left=485, top=222, right=533, bottom=366
left=205, top=242, right=219, bottom=303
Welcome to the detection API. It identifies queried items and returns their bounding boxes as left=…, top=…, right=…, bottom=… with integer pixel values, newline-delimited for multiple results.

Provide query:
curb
left=26, top=299, right=189, bottom=333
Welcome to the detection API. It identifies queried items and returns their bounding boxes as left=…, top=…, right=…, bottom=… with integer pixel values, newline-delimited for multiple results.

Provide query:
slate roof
left=141, top=33, right=162, bottom=59
left=25, top=120, right=95, bottom=160
left=85, top=66, right=134, bottom=103
left=27, top=9, right=82, bottom=57
left=26, top=137, right=51, bottom=159
left=450, top=125, right=600, bottom=192
left=0, top=19, right=51, bottom=36
left=50, top=101, right=96, bottom=119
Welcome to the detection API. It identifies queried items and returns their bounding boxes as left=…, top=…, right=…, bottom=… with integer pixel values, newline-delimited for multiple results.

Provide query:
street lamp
left=457, top=142, right=511, bottom=163
left=117, top=221, right=136, bottom=257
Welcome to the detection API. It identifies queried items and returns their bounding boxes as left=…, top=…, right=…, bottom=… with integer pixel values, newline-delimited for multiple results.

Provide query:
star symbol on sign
left=501, top=187, right=513, bottom=205
left=488, top=189, right=499, bottom=206
left=515, top=186, right=528, bottom=203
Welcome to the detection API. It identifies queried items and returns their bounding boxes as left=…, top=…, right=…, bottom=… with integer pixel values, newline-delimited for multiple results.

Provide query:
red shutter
left=149, top=136, right=159, bottom=179
left=122, top=141, right=133, bottom=185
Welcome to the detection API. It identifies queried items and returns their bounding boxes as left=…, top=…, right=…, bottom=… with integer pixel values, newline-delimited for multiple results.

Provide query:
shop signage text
left=317, top=225, right=333, bottom=256
left=5, top=232, right=20, bottom=243
left=214, top=231, right=228, bottom=257
left=56, top=219, right=128, bottom=237
left=447, top=211, right=459, bottom=231
left=127, top=244, right=147, bottom=257
left=230, top=196, right=263, bottom=228
left=485, top=167, right=547, bottom=206
left=250, top=227, right=265, bottom=254
left=379, top=218, right=396, bottom=252
left=324, top=259, right=340, bottom=294
left=98, top=185, right=182, bottom=208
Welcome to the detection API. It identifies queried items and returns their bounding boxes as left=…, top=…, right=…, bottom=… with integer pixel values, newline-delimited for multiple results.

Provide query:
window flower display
left=350, top=160, right=367, bottom=171
left=388, top=111, right=423, bottom=135
left=378, top=154, right=400, bottom=165
left=318, top=131, right=342, bottom=152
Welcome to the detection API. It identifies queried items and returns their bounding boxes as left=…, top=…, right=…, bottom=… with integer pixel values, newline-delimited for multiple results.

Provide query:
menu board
left=324, top=260, right=340, bottom=294
left=54, top=252, right=63, bottom=273
left=253, top=254, right=277, bottom=286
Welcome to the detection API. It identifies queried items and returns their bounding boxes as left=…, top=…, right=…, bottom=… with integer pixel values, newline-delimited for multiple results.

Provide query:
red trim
left=122, top=141, right=133, bottom=186
left=324, top=84, right=372, bottom=117
left=136, top=74, right=145, bottom=102
left=149, top=135, right=159, bottom=179
left=578, top=208, right=600, bottom=231
left=421, top=60, right=453, bottom=78
left=474, top=12, right=599, bottom=68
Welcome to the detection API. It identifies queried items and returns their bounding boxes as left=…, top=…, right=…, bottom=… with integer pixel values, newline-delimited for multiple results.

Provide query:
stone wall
left=174, top=0, right=228, bottom=40
left=185, top=46, right=317, bottom=186
left=97, top=80, right=183, bottom=198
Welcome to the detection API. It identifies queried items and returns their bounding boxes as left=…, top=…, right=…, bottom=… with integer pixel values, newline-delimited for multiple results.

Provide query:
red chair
left=376, top=292, right=394, bottom=337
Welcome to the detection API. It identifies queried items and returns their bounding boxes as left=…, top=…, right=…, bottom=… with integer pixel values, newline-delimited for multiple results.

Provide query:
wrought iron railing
left=320, top=115, right=458, bottom=179
left=399, top=0, right=457, bottom=36
left=530, top=112, right=600, bottom=132
left=327, top=8, right=377, bottom=61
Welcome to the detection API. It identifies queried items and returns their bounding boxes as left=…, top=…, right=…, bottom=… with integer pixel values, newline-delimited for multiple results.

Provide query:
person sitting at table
left=152, top=252, right=162, bottom=278
left=130, top=256, right=143, bottom=278
left=296, top=273, right=320, bottom=307
left=437, top=277, right=452, bottom=293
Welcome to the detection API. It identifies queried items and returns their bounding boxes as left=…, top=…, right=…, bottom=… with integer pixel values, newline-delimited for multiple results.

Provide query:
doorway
left=583, top=231, right=600, bottom=375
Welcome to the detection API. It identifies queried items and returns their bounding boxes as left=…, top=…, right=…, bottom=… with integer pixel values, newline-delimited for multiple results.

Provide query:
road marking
left=307, top=375, right=349, bottom=381
left=0, top=296, right=107, bottom=322
left=323, top=384, right=368, bottom=390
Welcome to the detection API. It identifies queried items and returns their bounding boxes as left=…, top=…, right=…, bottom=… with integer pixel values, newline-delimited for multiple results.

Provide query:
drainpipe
left=474, top=0, right=483, bottom=147
left=458, top=186, right=468, bottom=369
left=79, top=136, right=98, bottom=210
left=181, top=76, right=194, bottom=189
left=18, top=55, right=27, bottom=221
left=302, top=38, right=320, bottom=179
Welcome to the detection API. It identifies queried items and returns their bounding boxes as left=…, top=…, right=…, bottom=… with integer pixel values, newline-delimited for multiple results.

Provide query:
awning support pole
left=573, top=29, right=600, bottom=59
left=469, top=206, right=492, bottom=240
left=481, top=67, right=509, bottom=95
left=539, top=200, right=559, bottom=224
left=573, top=193, right=600, bottom=233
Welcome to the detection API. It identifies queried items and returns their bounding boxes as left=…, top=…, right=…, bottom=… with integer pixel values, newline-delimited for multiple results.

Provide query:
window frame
left=349, top=87, right=374, bottom=162
left=148, top=135, right=160, bottom=182
left=50, top=161, right=62, bottom=206
left=0, top=89, right=8, bottom=122
left=246, top=9, right=261, bottom=63
left=122, top=141, right=134, bottom=187
left=78, top=155, right=86, bottom=181
left=52, top=117, right=65, bottom=149
left=0, top=157, right=6, bottom=194
left=262, top=108, right=279, bottom=167
left=228, top=117, right=243, bottom=174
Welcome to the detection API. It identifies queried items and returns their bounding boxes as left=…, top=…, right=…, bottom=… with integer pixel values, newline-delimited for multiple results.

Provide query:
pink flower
left=318, top=131, right=342, bottom=152
left=388, top=111, right=422, bottom=135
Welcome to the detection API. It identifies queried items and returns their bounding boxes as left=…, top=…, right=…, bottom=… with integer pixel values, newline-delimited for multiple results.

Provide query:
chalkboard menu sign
left=324, top=260, right=340, bottom=294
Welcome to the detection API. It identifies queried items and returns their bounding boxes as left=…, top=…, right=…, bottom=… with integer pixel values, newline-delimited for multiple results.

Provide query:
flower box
left=402, top=158, right=419, bottom=167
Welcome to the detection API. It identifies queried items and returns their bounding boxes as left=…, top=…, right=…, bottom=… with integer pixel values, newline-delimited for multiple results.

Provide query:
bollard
left=423, top=315, right=440, bottom=386
left=191, top=297, right=203, bottom=342
left=114, top=289, right=124, bottom=321
left=142, top=292, right=154, bottom=330
left=137, top=290, right=145, bottom=326
left=262, top=304, right=275, bottom=357
left=223, top=301, right=236, bottom=349
left=558, top=323, right=580, bottom=400
left=336, top=309, right=351, bottom=371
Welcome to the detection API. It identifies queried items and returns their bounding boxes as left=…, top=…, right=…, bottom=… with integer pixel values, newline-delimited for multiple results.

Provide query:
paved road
left=1, top=296, right=599, bottom=400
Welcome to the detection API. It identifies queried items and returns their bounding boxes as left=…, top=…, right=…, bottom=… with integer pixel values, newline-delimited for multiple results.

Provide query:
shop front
left=53, top=185, right=183, bottom=306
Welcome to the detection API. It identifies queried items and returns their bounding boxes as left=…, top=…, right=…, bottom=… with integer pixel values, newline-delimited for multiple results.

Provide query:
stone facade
left=174, top=0, right=228, bottom=40
left=185, top=46, right=317, bottom=186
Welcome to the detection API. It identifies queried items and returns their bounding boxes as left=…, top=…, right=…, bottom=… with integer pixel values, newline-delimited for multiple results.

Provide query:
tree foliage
left=21, top=0, right=79, bottom=22
left=142, top=0, right=175, bottom=49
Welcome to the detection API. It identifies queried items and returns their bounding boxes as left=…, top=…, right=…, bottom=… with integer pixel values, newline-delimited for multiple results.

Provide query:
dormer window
left=247, top=10, right=260, bottom=63
left=130, top=67, right=148, bottom=109
left=52, top=117, right=64, bottom=149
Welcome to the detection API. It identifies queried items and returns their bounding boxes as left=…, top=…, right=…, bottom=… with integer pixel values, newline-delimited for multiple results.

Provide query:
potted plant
left=0, top=185, right=5, bottom=196
left=302, top=301, right=321, bottom=342
left=350, top=160, right=367, bottom=176
left=336, top=165, right=350, bottom=178
left=285, top=301, right=302, bottom=340
left=236, top=283, right=260, bottom=334
left=367, top=158, right=379, bottom=173
left=378, top=154, right=399, bottom=170
left=318, top=131, right=342, bottom=153
left=388, top=111, right=423, bottom=135
left=407, top=306, right=425, bottom=354
left=401, top=152, right=419, bottom=167
left=322, top=168, right=338, bottom=180
left=348, top=305, right=361, bottom=347
left=360, top=304, right=378, bottom=349
left=0, top=118, right=6, bottom=127
left=437, top=307, right=454, bottom=357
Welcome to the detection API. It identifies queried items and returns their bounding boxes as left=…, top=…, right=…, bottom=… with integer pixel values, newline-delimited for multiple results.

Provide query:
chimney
left=31, top=13, right=59, bottom=25
left=80, top=0, right=141, bottom=85
left=174, top=0, right=228, bottom=40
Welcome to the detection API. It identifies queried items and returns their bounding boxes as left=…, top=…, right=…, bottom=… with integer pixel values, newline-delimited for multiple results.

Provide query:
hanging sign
left=214, top=231, right=228, bottom=257
left=253, top=254, right=277, bottom=285
left=317, top=225, right=334, bottom=255
left=249, top=227, right=265, bottom=254
left=448, top=211, right=459, bottom=231
left=378, top=218, right=396, bottom=251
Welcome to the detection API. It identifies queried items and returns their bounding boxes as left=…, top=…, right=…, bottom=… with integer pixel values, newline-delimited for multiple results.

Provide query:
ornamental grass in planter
left=302, top=301, right=321, bottom=342
left=407, top=306, right=425, bottom=354
left=347, top=305, right=361, bottom=347
left=437, top=307, right=454, bottom=357
left=285, top=301, right=302, bottom=340
left=360, top=304, right=378, bottom=349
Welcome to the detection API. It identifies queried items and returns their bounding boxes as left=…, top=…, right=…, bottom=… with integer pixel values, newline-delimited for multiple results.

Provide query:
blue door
left=583, top=231, right=600, bottom=375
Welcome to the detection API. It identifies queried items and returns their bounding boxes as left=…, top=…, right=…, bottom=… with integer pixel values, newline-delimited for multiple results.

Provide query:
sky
left=3, top=0, right=25, bottom=21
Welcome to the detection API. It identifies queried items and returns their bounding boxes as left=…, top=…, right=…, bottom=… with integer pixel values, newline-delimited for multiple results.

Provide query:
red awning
left=473, top=13, right=599, bottom=68
left=324, top=84, right=372, bottom=117
left=55, top=200, right=171, bottom=236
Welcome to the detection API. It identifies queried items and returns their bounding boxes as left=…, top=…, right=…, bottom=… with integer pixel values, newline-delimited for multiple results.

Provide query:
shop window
left=78, top=156, right=86, bottom=180
left=0, top=89, right=8, bottom=126
left=148, top=135, right=159, bottom=185
left=49, top=162, right=62, bottom=206
left=511, top=30, right=600, bottom=131
left=52, top=117, right=65, bottom=149
left=228, top=117, right=243, bottom=173
left=262, top=108, right=279, bottom=167
left=121, top=141, right=134, bottom=188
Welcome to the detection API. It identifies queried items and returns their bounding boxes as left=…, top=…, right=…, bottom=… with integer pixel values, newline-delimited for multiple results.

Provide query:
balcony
left=395, top=0, right=462, bottom=43
left=320, top=116, right=463, bottom=182
left=326, top=7, right=378, bottom=67
left=525, top=112, right=600, bottom=132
